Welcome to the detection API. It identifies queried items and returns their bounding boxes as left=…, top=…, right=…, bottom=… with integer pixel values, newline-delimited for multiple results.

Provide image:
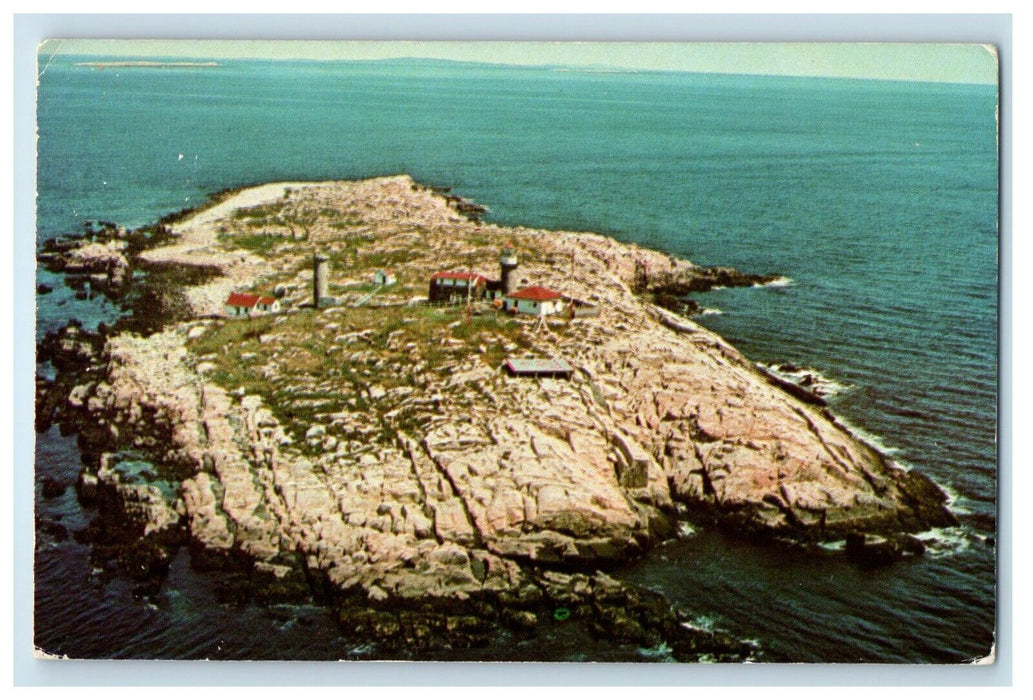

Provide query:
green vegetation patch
left=217, top=231, right=292, bottom=256
left=231, top=201, right=287, bottom=223
left=358, top=249, right=417, bottom=270
left=187, top=299, right=568, bottom=455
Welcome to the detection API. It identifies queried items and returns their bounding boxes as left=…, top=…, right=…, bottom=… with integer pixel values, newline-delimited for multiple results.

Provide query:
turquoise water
left=34, top=56, right=998, bottom=662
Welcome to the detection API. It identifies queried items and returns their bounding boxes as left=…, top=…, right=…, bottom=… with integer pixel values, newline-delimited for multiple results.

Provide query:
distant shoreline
left=75, top=61, right=219, bottom=69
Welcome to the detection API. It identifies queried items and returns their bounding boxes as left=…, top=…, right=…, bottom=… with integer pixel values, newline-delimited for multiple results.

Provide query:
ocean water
left=33, top=55, right=999, bottom=662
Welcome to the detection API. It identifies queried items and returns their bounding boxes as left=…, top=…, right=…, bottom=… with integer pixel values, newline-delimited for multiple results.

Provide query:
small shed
left=224, top=292, right=280, bottom=317
left=504, top=286, right=565, bottom=316
left=504, top=357, right=573, bottom=379
left=374, top=269, right=397, bottom=285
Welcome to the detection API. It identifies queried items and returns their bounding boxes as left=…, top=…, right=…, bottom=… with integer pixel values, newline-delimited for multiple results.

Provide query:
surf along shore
left=35, top=175, right=957, bottom=660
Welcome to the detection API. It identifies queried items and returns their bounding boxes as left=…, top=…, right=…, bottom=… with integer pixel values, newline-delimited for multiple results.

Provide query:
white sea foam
left=761, top=362, right=851, bottom=399
left=935, top=481, right=974, bottom=515
left=755, top=276, right=795, bottom=288
left=636, top=642, right=676, bottom=662
left=915, top=526, right=977, bottom=559
left=700, top=307, right=723, bottom=316
left=834, top=416, right=903, bottom=456
left=821, top=524, right=979, bottom=560
left=683, top=615, right=719, bottom=633
left=677, top=521, right=698, bottom=538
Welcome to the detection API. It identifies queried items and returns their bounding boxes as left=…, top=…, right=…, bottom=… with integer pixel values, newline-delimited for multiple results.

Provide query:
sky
left=43, top=39, right=999, bottom=85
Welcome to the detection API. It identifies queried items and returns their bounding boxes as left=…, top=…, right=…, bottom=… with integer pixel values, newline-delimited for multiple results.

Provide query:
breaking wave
left=761, top=362, right=850, bottom=399
left=914, top=526, right=986, bottom=559
left=677, top=521, right=698, bottom=538
left=755, top=276, right=795, bottom=288
left=833, top=415, right=904, bottom=456
left=636, top=641, right=676, bottom=661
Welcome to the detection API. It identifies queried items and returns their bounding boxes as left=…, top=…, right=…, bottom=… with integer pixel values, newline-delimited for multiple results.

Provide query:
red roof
left=507, top=286, right=562, bottom=302
left=431, top=271, right=487, bottom=284
left=226, top=292, right=276, bottom=308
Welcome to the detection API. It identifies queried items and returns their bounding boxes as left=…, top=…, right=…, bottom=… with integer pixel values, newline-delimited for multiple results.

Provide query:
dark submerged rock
left=754, top=364, right=828, bottom=407
left=35, top=515, right=69, bottom=543
left=331, top=569, right=753, bottom=661
left=644, top=265, right=781, bottom=295
left=893, top=469, right=959, bottom=529
left=40, top=476, right=66, bottom=499
left=845, top=532, right=927, bottom=568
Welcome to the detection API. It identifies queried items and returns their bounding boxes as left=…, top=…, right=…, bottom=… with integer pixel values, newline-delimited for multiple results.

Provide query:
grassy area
left=190, top=314, right=278, bottom=356
left=319, top=207, right=362, bottom=230
left=229, top=200, right=336, bottom=237
left=231, top=201, right=287, bottom=223
left=335, top=282, right=379, bottom=294
left=358, top=249, right=418, bottom=269
left=185, top=186, right=584, bottom=454
left=186, top=299, right=564, bottom=455
left=217, top=231, right=294, bottom=256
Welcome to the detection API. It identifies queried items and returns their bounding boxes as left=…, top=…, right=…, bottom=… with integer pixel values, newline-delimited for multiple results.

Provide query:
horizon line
left=43, top=50, right=999, bottom=88
left=38, top=40, right=999, bottom=87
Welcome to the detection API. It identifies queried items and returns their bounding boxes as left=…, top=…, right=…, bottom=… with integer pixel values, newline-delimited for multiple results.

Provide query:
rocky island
left=36, top=175, right=957, bottom=660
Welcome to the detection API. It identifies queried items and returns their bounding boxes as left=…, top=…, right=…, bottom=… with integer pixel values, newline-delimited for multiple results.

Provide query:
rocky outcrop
left=648, top=265, right=782, bottom=293
left=36, top=175, right=957, bottom=658
left=844, top=532, right=926, bottom=568
left=37, top=238, right=131, bottom=298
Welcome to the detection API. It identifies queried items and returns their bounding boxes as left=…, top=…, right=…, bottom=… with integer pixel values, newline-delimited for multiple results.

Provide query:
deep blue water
left=34, top=55, right=998, bottom=662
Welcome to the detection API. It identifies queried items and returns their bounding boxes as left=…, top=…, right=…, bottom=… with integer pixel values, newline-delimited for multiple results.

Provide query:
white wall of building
left=508, top=297, right=564, bottom=316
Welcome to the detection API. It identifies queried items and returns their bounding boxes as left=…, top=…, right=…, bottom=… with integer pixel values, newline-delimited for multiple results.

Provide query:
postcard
left=32, top=39, right=999, bottom=664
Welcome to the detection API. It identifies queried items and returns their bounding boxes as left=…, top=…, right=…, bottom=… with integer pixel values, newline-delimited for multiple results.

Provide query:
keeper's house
left=428, top=271, right=488, bottom=303
left=504, top=286, right=565, bottom=316
left=224, top=292, right=280, bottom=317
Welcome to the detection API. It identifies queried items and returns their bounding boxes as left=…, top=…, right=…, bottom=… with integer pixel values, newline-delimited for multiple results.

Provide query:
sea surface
left=33, top=55, right=999, bottom=663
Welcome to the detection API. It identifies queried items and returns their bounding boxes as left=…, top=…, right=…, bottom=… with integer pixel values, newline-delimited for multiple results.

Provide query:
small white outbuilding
left=374, top=269, right=397, bottom=285
left=504, top=286, right=566, bottom=316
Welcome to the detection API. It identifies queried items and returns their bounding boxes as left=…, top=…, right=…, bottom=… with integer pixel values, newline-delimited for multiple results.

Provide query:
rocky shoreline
left=35, top=175, right=957, bottom=660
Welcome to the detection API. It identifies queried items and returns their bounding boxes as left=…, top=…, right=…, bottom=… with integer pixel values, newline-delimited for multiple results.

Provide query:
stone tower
left=313, top=252, right=328, bottom=307
left=500, top=248, right=518, bottom=296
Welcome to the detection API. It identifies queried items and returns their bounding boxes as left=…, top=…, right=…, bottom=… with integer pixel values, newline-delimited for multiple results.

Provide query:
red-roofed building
left=504, top=286, right=566, bottom=316
left=428, top=271, right=488, bottom=302
left=224, top=292, right=280, bottom=317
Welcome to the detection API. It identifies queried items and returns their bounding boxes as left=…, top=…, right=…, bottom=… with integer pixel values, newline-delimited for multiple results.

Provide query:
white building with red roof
left=504, top=285, right=566, bottom=316
left=224, top=292, right=280, bottom=317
